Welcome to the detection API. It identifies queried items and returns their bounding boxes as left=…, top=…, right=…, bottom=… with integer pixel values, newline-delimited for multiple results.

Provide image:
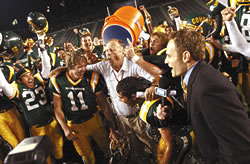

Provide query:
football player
left=0, top=31, right=23, bottom=66
left=81, top=33, right=105, bottom=62
left=74, top=28, right=106, bottom=61
left=218, top=0, right=250, bottom=39
left=0, top=31, right=26, bottom=163
left=6, top=44, right=63, bottom=163
left=116, top=76, right=194, bottom=164
left=50, top=50, right=117, bottom=164
left=13, top=68, right=63, bottom=163
left=27, top=11, right=63, bottom=71
left=218, top=0, right=250, bottom=109
left=221, top=6, right=250, bottom=57
left=183, top=13, right=223, bottom=70
left=221, top=5, right=250, bottom=113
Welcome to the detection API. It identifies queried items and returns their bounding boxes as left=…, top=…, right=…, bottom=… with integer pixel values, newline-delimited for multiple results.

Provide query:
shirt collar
left=183, top=62, right=198, bottom=86
left=111, top=57, right=129, bottom=73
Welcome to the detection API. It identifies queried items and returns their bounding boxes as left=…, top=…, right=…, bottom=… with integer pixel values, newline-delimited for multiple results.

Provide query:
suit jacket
left=187, top=60, right=250, bottom=164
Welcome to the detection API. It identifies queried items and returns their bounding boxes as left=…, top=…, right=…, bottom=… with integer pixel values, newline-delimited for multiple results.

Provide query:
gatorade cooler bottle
left=102, top=6, right=144, bottom=46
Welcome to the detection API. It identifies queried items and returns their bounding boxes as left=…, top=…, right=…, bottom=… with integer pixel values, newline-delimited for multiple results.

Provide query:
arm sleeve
left=39, top=49, right=52, bottom=79
left=225, top=19, right=250, bottom=57
left=174, top=17, right=181, bottom=31
left=133, top=63, right=154, bottom=82
left=217, top=0, right=228, bottom=6
left=0, top=69, right=15, bottom=98
left=222, top=44, right=240, bottom=53
left=86, top=62, right=103, bottom=74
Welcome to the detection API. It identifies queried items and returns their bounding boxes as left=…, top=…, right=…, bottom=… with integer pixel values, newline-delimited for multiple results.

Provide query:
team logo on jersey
left=65, top=87, right=85, bottom=91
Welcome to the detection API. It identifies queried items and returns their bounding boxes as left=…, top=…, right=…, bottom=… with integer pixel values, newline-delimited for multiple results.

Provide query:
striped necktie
left=182, top=79, right=187, bottom=101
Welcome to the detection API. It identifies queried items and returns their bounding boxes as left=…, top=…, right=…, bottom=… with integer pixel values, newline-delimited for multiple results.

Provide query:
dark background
left=0, top=0, right=211, bottom=49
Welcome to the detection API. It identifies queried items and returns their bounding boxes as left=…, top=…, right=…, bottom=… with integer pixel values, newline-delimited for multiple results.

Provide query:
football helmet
left=0, top=31, right=23, bottom=56
left=168, top=6, right=179, bottom=19
left=206, top=0, right=219, bottom=11
left=27, top=12, right=48, bottom=35
left=79, top=28, right=91, bottom=36
left=182, top=13, right=214, bottom=37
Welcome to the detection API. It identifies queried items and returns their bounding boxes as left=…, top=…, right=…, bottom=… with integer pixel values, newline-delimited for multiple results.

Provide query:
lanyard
left=112, top=70, right=124, bottom=82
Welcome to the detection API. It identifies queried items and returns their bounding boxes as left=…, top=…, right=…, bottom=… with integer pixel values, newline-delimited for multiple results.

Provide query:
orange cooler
left=102, top=6, right=144, bottom=46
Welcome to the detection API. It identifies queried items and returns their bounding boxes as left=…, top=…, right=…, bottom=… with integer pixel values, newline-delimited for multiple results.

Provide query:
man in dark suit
left=157, top=29, right=250, bottom=163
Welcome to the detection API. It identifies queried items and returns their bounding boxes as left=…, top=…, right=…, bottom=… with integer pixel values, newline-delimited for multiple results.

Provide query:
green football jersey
left=77, top=45, right=105, bottom=59
left=227, top=0, right=250, bottom=41
left=93, top=45, right=105, bottom=59
left=0, top=65, right=16, bottom=110
left=13, top=73, right=53, bottom=126
left=139, top=98, right=190, bottom=135
left=49, top=52, right=65, bottom=70
left=140, top=99, right=164, bottom=128
left=208, top=1, right=250, bottom=41
left=27, top=48, right=39, bottom=69
left=235, top=5, right=250, bottom=41
left=50, top=71, right=103, bottom=122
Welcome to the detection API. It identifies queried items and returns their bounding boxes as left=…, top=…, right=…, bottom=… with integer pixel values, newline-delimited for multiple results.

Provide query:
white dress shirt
left=86, top=57, right=154, bottom=116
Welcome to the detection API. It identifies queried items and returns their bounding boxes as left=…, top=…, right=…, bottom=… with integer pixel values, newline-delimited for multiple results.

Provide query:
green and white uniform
left=49, top=51, right=65, bottom=70
left=50, top=70, right=110, bottom=164
left=13, top=73, right=63, bottom=159
left=233, top=2, right=250, bottom=41
left=13, top=73, right=53, bottom=126
left=218, top=0, right=250, bottom=41
left=139, top=97, right=190, bottom=134
left=27, top=47, right=39, bottom=70
left=50, top=71, right=101, bottom=122
left=77, top=45, right=105, bottom=59
left=0, top=65, right=25, bottom=158
left=140, top=98, right=193, bottom=163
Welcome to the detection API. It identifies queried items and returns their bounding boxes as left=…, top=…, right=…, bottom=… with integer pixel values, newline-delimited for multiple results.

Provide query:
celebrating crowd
left=0, top=0, right=250, bottom=164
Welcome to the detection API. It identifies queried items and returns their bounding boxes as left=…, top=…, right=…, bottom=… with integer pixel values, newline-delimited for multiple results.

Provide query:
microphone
left=136, top=92, right=145, bottom=98
left=136, top=89, right=176, bottom=98
left=155, top=87, right=176, bottom=97
left=155, top=87, right=174, bottom=119
left=168, top=90, right=176, bottom=96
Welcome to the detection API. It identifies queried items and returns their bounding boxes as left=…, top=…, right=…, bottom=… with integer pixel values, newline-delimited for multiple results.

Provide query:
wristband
left=131, top=55, right=140, bottom=63
left=146, top=19, right=151, bottom=24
